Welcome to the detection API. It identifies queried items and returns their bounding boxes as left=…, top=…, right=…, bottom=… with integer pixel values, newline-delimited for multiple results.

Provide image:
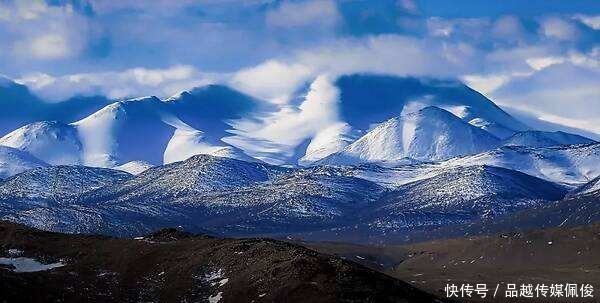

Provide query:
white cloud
left=0, top=0, right=49, bottom=21
left=397, top=0, right=419, bottom=14
left=426, top=17, right=453, bottom=37
left=573, top=14, right=600, bottom=30
left=492, top=62, right=600, bottom=135
left=17, top=65, right=216, bottom=101
left=29, top=34, right=71, bottom=59
left=230, top=60, right=313, bottom=104
left=0, top=0, right=87, bottom=60
left=526, top=56, right=565, bottom=70
left=231, top=34, right=475, bottom=103
left=462, top=74, right=510, bottom=96
left=539, top=16, right=579, bottom=41
left=227, top=74, right=342, bottom=163
left=491, top=15, right=526, bottom=43
left=266, top=0, right=340, bottom=28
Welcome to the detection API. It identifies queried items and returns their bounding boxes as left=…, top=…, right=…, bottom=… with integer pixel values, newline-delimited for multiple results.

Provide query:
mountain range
left=2, top=73, right=595, bottom=173
left=0, top=73, right=599, bottom=243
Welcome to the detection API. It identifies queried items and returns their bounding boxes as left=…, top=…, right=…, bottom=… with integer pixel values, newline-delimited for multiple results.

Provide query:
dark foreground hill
left=304, top=223, right=600, bottom=302
left=0, top=221, right=442, bottom=303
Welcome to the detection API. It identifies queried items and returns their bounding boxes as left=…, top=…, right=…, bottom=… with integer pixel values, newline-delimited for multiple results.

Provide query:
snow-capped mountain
left=173, top=166, right=386, bottom=233
left=369, top=165, right=566, bottom=230
left=319, top=106, right=500, bottom=166
left=0, top=166, right=131, bottom=213
left=2, top=94, right=255, bottom=169
left=0, top=146, right=48, bottom=179
left=333, top=75, right=529, bottom=139
left=503, top=130, right=596, bottom=148
left=442, top=143, right=600, bottom=186
left=78, top=154, right=289, bottom=205
left=0, top=154, right=579, bottom=240
left=0, top=121, right=82, bottom=165
left=2, top=73, right=595, bottom=169
left=74, top=96, right=177, bottom=167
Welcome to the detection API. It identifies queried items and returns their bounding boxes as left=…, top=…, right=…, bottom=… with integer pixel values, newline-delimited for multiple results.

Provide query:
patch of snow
left=208, top=292, right=222, bottom=303
left=0, top=257, right=64, bottom=272
left=114, top=161, right=154, bottom=175
left=204, top=268, right=229, bottom=287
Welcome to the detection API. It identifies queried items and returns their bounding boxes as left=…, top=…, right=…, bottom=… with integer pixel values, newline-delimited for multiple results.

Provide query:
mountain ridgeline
left=0, top=73, right=599, bottom=243
left=1, top=73, right=595, bottom=172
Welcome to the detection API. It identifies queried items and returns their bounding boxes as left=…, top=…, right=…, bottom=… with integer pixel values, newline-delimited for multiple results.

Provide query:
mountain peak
left=0, top=121, right=81, bottom=166
left=334, top=73, right=528, bottom=139
left=319, top=106, right=500, bottom=166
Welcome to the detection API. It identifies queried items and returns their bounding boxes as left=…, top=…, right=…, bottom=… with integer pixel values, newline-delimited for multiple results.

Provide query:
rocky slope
left=0, top=221, right=442, bottom=303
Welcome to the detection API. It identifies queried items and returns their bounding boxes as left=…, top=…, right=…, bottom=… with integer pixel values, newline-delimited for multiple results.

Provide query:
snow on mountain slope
left=0, top=74, right=536, bottom=167
left=0, top=121, right=82, bottom=165
left=319, top=106, right=500, bottom=166
left=503, top=130, right=596, bottom=148
left=0, top=166, right=131, bottom=212
left=0, top=146, right=48, bottom=179
left=442, top=143, right=600, bottom=186
left=69, top=94, right=258, bottom=168
left=172, top=166, right=386, bottom=233
left=164, top=126, right=256, bottom=164
left=114, top=160, right=154, bottom=175
left=298, top=123, right=357, bottom=166
left=164, top=85, right=262, bottom=138
left=79, top=154, right=289, bottom=206
left=567, top=176, right=600, bottom=197
left=335, top=75, right=529, bottom=139
left=73, top=96, right=175, bottom=167
left=367, top=165, right=566, bottom=231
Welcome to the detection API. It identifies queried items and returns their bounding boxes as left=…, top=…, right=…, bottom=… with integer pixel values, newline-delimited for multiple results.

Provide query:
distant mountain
left=0, top=146, right=47, bottom=179
left=77, top=154, right=289, bottom=206
left=567, top=175, right=600, bottom=197
left=2, top=94, right=255, bottom=168
left=368, top=165, right=567, bottom=231
left=73, top=96, right=177, bottom=167
left=319, top=106, right=500, bottom=166
left=164, top=85, right=264, bottom=139
left=442, top=143, right=600, bottom=186
left=1, top=155, right=576, bottom=241
left=0, top=121, right=82, bottom=165
left=0, top=166, right=131, bottom=214
left=4, top=73, right=596, bottom=168
left=334, top=75, right=529, bottom=139
left=503, top=130, right=596, bottom=147
left=443, top=185, right=600, bottom=238
left=0, top=77, right=44, bottom=136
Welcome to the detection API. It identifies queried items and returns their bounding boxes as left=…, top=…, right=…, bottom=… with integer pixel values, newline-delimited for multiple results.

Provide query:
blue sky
left=0, top=0, right=599, bottom=135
